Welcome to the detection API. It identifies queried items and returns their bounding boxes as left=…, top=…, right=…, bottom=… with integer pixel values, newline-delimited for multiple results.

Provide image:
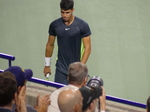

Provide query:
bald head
left=58, top=88, right=83, bottom=112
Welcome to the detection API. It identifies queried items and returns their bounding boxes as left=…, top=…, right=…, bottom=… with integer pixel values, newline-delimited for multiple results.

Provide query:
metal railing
left=0, top=52, right=15, bottom=67
left=0, top=53, right=146, bottom=109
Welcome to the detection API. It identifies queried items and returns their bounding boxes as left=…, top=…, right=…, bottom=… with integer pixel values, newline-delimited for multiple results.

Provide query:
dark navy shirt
left=49, top=16, right=91, bottom=74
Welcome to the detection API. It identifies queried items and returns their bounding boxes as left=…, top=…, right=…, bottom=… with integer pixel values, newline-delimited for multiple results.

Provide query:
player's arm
left=43, top=35, right=56, bottom=76
left=80, top=36, right=91, bottom=64
left=45, top=35, right=55, bottom=57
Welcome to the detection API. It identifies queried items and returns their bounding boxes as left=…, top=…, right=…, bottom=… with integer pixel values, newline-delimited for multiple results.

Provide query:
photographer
left=147, top=96, right=150, bottom=112
left=84, top=76, right=106, bottom=112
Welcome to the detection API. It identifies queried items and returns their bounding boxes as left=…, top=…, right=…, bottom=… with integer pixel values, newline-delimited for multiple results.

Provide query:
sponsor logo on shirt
left=65, top=28, right=70, bottom=31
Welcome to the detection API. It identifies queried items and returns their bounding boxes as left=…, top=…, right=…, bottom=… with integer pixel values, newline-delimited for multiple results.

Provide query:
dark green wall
left=0, top=0, right=150, bottom=104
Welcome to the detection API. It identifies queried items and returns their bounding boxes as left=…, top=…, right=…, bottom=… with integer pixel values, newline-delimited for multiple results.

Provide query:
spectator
left=58, top=88, right=83, bottom=112
left=147, top=96, right=150, bottom=112
left=4, top=66, right=50, bottom=112
left=48, top=62, right=88, bottom=112
left=0, top=71, right=27, bottom=112
left=34, top=94, right=51, bottom=112
left=86, top=76, right=106, bottom=112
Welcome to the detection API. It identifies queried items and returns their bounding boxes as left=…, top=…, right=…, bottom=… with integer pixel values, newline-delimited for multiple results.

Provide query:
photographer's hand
left=99, top=86, right=106, bottom=112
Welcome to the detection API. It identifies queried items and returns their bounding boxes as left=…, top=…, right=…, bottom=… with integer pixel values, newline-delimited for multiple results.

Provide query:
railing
left=0, top=52, right=15, bottom=67
left=28, top=77, right=65, bottom=88
left=0, top=53, right=146, bottom=109
left=28, top=77, right=146, bottom=109
left=106, top=95, right=146, bottom=108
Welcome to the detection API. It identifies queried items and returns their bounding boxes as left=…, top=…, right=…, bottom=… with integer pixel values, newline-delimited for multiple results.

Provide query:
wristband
left=44, top=57, right=51, bottom=66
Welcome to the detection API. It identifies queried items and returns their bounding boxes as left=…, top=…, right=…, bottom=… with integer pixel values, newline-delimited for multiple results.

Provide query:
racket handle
left=46, top=73, right=50, bottom=80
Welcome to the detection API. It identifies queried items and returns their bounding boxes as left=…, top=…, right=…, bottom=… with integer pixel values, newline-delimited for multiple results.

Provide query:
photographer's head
left=147, top=96, right=150, bottom=112
left=68, top=62, right=89, bottom=87
left=79, top=86, right=102, bottom=112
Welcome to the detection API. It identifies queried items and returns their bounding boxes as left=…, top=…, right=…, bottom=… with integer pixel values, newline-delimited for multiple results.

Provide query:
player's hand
left=43, top=66, right=51, bottom=77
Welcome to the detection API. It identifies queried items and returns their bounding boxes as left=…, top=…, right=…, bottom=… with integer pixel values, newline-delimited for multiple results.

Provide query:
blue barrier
left=0, top=53, right=15, bottom=67
left=0, top=53, right=147, bottom=109
left=28, top=77, right=65, bottom=88
left=0, top=69, right=4, bottom=73
left=27, top=77, right=146, bottom=109
left=106, top=95, right=146, bottom=109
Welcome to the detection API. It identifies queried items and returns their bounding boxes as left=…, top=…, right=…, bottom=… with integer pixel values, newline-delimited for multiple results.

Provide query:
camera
left=86, top=76, right=104, bottom=88
left=86, top=76, right=104, bottom=111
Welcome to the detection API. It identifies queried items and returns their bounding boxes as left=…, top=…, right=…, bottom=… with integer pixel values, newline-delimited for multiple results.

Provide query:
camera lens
left=86, top=76, right=104, bottom=88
